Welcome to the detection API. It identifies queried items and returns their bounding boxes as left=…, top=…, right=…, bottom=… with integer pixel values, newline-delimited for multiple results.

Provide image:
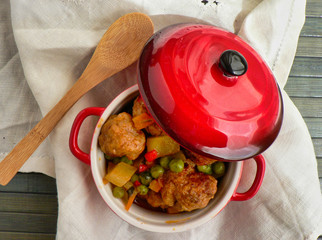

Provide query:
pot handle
left=230, top=155, right=265, bottom=201
left=69, top=107, right=105, bottom=165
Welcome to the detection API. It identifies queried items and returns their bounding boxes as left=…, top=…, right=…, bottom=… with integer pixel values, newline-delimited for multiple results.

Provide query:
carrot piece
left=132, top=112, right=154, bottom=130
left=149, top=179, right=162, bottom=192
left=125, top=189, right=138, bottom=211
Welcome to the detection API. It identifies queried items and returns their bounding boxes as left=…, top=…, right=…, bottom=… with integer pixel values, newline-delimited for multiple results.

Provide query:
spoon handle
left=0, top=12, right=154, bottom=186
left=0, top=75, right=99, bottom=186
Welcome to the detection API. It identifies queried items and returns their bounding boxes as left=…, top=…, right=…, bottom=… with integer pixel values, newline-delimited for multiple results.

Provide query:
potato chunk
left=146, top=135, right=180, bottom=158
left=105, top=162, right=137, bottom=187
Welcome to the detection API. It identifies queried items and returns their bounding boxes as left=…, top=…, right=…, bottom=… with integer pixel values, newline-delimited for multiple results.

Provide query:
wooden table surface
left=0, top=1, right=321, bottom=239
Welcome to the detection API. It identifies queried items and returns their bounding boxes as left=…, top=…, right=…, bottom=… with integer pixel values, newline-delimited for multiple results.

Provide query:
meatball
left=167, top=172, right=217, bottom=213
left=132, top=97, right=164, bottom=136
left=160, top=164, right=217, bottom=213
left=98, top=112, right=145, bottom=160
left=143, top=160, right=217, bottom=213
left=184, top=150, right=217, bottom=165
left=145, top=190, right=168, bottom=209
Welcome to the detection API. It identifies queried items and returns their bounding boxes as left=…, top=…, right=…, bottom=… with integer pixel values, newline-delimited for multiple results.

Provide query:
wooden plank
left=0, top=232, right=55, bottom=240
left=289, top=57, right=322, bottom=77
left=0, top=193, right=57, bottom=214
left=301, top=17, right=322, bottom=37
left=306, top=0, right=322, bottom=17
left=313, top=139, right=322, bottom=158
left=0, top=212, right=57, bottom=233
left=290, top=97, right=322, bottom=118
left=302, top=118, right=322, bottom=138
left=296, top=36, right=322, bottom=58
left=285, top=76, right=322, bottom=97
left=318, top=158, right=322, bottom=177
left=0, top=173, right=57, bottom=194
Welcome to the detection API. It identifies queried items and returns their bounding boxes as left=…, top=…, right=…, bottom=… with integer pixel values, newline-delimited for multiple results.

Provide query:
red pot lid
left=138, top=24, right=283, bottom=161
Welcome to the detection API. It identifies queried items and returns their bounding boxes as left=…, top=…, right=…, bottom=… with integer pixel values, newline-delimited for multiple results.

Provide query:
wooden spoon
left=0, top=12, right=154, bottom=185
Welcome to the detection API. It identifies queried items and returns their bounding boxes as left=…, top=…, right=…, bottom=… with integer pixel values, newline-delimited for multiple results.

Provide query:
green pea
left=137, top=185, right=149, bottom=195
left=197, top=165, right=213, bottom=175
left=130, top=174, right=139, bottom=183
left=139, top=172, right=152, bottom=185
left=159, top=156, right=170, bottom=169
left=169, top=158, right=184, bottom=173
left=120, top=156, right=133, bottom=165
left=150, top=165, right=164, bottom=178
left=112, top=186, right=125, bottom=198
left=212, top=162, right=226, bottom=178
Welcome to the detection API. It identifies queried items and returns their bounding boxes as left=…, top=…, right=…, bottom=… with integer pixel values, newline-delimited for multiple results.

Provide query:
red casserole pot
left=69, top=86, right=266, bottom=232
left=69, top=23, right=283, bottom=232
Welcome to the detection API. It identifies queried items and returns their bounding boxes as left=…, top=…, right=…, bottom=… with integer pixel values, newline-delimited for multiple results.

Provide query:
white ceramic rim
left=90, top=84, right=243, bottom=232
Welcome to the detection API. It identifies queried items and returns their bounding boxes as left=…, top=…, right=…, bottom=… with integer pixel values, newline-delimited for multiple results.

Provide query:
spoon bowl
left=0, top=12, right=154, bottom=186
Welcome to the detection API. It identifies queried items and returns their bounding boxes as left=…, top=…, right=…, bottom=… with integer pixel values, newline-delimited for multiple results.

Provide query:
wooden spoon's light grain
left=0, top=12, right=154, bottom=186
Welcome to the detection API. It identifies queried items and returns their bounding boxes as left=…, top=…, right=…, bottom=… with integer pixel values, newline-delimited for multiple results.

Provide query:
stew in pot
left=98, top=96, right=226, bottom=213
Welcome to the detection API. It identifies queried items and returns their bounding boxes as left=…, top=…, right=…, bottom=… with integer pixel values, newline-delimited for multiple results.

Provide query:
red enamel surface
left=230, top=155, right=266, bottom=201
left=138, top=24, right=283, bottom=161
left=69, top=107, right=105, bottom=165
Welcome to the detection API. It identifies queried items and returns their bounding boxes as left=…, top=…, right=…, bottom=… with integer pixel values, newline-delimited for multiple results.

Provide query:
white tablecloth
left=1, top=0, right=322, bottom=239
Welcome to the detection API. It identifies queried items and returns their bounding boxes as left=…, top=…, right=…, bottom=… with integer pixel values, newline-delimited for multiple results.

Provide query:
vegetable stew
left=98, top=96, right=227, bottom=213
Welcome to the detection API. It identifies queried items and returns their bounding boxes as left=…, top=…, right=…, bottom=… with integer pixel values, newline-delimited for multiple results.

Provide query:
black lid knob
left=219, top=50, right=248, bottom=77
